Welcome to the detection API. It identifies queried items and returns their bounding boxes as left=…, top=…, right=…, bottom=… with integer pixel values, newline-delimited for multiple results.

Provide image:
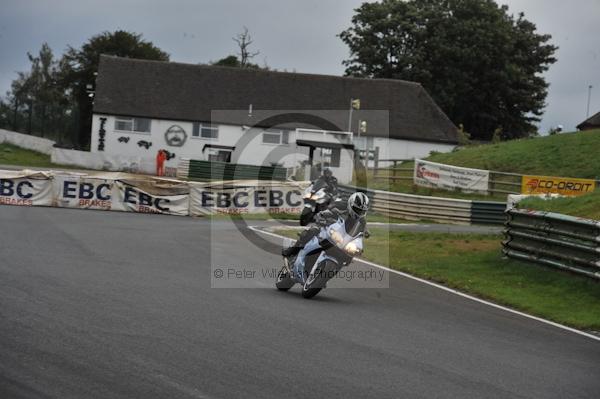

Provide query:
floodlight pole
left=586, top=85, right=593, bottom=118
left=348, top=98, right=354, bottom=133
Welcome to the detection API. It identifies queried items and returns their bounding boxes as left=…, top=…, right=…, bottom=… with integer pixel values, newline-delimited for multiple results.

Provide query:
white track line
left=249, top=225, right=600, bottom=343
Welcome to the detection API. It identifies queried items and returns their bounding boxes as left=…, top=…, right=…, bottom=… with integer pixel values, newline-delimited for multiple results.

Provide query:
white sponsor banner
left=0, top=168, right=309, bottom=218
left=0, top=171, right=53, bottom=206
left=53, top=175, right=114, bottom=210
left=190, top=180, right=309, bottom=216
left=414, top=159, right=489, bottom=193
left=111, top=180, right=190, bottom=216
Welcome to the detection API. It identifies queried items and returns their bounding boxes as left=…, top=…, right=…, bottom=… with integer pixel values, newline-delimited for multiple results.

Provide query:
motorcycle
left=299, top=180, right=337, bottom=226
left=276, top=216, right=365, bottom=299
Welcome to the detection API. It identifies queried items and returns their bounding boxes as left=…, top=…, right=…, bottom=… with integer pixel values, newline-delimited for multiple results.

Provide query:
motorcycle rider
left=282, top=192, right=370, bottom=258
left=316, top=167, right=339, bottom=197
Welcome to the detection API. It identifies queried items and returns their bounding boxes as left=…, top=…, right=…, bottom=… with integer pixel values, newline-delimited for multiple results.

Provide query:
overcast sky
left=1, top=0, right=598, bottom=133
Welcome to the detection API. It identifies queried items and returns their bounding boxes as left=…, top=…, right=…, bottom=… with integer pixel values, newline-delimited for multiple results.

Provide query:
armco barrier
left=503, top=208, right=600, bottom=280
left=178, top=158, right=287, bottom=181
left=338, top=184, right=505, bottom=225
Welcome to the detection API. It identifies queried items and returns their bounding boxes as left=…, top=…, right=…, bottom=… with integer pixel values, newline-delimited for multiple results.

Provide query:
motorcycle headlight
left=329, top=229, right=344, bottom=245
left=344, top=241, right=361, bottom=256
left=312, top=190, right=325, bottom=200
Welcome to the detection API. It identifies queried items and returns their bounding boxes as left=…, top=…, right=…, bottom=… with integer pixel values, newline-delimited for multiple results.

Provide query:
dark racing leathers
left=282, top=208, right=366, bottom=258
left=319, top=175, right=338, bottom=197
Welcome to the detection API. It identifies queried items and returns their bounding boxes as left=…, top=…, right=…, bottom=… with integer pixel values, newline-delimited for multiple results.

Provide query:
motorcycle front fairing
left=292, top=217, right=364, bottom=284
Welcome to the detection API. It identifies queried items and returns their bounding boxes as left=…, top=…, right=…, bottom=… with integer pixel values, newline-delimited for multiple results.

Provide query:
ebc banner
left=54, top=175, right=113, bottom=210
left=189, top=181, right=308, bottom=216
left=111, top=180, right=190, bottom=216
left=0, top=173, right=52, bottom=207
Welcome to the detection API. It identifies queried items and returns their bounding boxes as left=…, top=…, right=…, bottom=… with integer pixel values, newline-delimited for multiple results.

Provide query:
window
left=193, top=123, right=219, bottom=139
left=320, top=148, right=341, bottom=168
left=134, top=118, right=151, bottom=132
left=115, top=118, right=132, bottom=131
left=114, top=117, right=151, bottom=133
left=208, top=150, right=231, bottom=162
left=262, top=129, right=289, bottom=145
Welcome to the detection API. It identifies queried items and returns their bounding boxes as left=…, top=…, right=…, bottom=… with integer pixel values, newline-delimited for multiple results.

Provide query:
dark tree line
left=1, top=8, right=556, bottom=147
left=339, top=0, right=557, bottom=140
left=0, top=28, right=265, bottom=149
left=0, top=31, right=168, bottom=149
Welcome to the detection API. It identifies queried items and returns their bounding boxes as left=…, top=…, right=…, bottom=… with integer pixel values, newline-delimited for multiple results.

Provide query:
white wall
left=91, top=114, right=455, bottom=182
left=91, top=114, right=342, bottom=171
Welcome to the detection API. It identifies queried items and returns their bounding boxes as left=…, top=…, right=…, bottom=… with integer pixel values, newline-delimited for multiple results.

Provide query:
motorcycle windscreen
left=344, top=216, right=363, bottom=236
left=312, top=178, right=327, bottom=192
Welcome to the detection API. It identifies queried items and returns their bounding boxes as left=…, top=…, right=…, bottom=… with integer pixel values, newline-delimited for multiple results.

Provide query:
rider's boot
left=282, top=246, right=300, bottom=257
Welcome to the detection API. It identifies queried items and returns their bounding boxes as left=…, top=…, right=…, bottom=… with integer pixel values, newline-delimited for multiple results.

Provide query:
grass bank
left=361, top=129, right=600, bottom=202
left=517, top=191, right=600, bottom=220
left=0, top=142, right=56, bottom=168
left=427, top=129, right=600, bottom=178
left=277, top=227, right=600, bottom=331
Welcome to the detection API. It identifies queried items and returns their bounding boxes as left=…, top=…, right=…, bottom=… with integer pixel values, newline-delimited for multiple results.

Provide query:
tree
left=61, top=30, right=169, bottom=148
left=212, top=55, right=244, bottom=68
left=210, top=27, right=264, bottom=69
left=233, top=26, right=260, bottom=67
left=1, top=43, right=69, bottom=139
left=339, top=0, right=557, bottom=140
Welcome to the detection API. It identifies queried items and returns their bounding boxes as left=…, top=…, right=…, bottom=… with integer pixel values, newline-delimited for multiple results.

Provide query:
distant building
left=576, top=111, right=600, bottom=131
left=91, top=55, right=458, bottom=182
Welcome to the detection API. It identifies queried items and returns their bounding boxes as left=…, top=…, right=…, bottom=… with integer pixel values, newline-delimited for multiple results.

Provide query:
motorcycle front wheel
left=301, top=260, right=339, bottom=299
left=276, top=267, right=295, bottom=291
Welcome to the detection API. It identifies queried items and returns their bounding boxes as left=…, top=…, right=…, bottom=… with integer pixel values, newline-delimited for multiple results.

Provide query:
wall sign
left=98, top=117, right=107, bottom=151
left=118, top=136, right=130, bottom=143
left=165, top=125, right=187, bottom=147
left=137, top=140, right=152, bottom=149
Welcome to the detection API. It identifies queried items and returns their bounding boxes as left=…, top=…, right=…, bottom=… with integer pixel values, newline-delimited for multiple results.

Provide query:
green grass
left=427, top=129, right=600, bottom=178
left=517, top=190, right=600, bottom=220
left=360, top=129, right=600, bottom=203
left=277, top=227, right=600, bottom=331
left=0, top=142, right=56, bottom=168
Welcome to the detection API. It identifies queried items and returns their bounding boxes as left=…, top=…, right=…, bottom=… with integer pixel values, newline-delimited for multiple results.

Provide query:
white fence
left=51, top=148, right=156, bottom=174
left=0, top=129, right=56, bottom=155
left=0, top=129, right=160, bottom=174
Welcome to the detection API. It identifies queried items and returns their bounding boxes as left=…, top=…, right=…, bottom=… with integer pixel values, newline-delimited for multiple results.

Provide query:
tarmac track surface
left=1, top=206, right=599, bottom=398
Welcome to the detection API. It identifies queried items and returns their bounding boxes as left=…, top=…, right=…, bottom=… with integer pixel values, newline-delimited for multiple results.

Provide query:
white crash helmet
left=347, top=192, right=369, bottom=218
